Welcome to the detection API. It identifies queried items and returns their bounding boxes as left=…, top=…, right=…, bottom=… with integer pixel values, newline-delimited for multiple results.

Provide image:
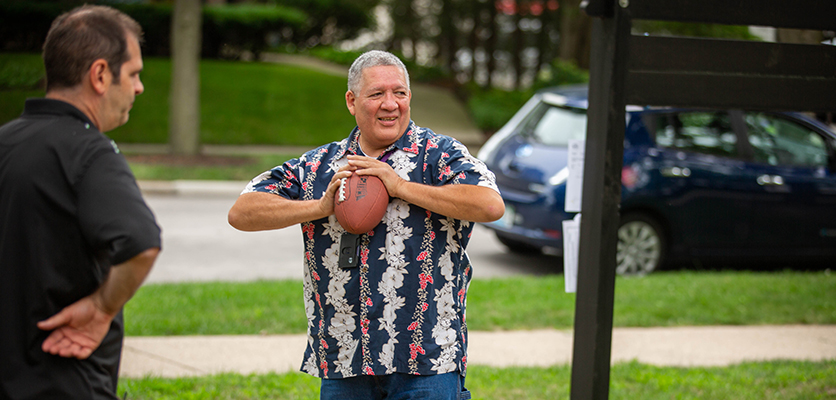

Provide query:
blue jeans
left=320, top=372, right=471, bottom=400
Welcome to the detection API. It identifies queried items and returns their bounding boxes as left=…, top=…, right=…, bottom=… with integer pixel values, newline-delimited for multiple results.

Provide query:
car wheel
left=495, top=233, right=542, bottom=255
left=616, top=214, right=665, bottom=276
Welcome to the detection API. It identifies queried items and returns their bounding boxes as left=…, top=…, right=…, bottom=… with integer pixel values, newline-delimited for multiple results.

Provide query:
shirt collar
left=336, top=121, right=417, bottom=161
left=23, top=98, right=96, bottom=129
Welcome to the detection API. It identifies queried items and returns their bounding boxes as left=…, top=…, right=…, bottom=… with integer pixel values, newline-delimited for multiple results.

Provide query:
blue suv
left=478, top=85, right=836, bottom=275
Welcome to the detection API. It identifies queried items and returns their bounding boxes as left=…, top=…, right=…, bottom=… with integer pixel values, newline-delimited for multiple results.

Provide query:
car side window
left=651, top=111, right=738, bottom=157
left=743, top=112, right=829, bottom=167
left=518, top=103, right=587, bottom=146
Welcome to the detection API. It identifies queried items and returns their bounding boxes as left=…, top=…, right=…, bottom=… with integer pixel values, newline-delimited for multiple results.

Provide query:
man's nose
left=381, top=93, right=397, bottom=109
left=135, top=78, right=144, bottom=95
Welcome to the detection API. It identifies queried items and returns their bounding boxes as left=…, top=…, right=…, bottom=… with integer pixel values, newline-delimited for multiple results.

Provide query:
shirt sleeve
left=241, top=157, right=304, bottom=200
left=75, top=149, right=162, bottom=266
left=426, top=135, right=500, bottom=193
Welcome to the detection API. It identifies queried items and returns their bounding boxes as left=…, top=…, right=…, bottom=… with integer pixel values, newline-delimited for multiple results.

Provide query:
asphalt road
left=143, top=192, right=561, bottom=283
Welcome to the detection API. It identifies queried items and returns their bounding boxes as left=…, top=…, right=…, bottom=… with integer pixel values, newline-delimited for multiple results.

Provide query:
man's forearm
left=37, top=246, right=160, bottom=359
left=94, top=247, right=159, bottom=316
left=345, top=155, right=504, bottom=223
left=394, top=183, right=505, bottom=223
left=228, top=192, right=331, bottom=232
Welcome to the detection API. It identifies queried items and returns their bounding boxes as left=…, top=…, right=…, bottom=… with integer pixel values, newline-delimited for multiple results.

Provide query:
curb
left=138, top=180, right=247, bottom=196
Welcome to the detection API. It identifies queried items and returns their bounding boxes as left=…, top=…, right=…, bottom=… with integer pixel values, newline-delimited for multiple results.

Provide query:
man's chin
left=378, top=127, right=406, bottom=141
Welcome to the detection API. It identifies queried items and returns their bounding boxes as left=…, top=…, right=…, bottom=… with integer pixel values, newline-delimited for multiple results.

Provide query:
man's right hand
left=37, top=247, right=158, bottom=359
left=37, top=295, right=115, bottom=359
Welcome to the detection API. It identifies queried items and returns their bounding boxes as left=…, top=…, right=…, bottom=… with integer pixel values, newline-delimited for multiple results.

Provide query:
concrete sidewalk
left=120, top=325, right=836, bottom=378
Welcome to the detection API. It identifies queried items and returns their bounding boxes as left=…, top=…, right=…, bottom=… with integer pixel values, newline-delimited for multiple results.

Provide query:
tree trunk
left=466, top=2, right=483, bottom=83
left=512, top=12, right=524, bottom=89
left=776, top=29, right=830, bottom=126
left=536, top=5, right=559, bottom=76
left=776, top=28, right=824, bottom=44
left=389, top=0, right=416, bottom=60
left=558, top=0, right=591, bottom=69
left=436, top=0, right=457, bottom=74
left=485, top=2, right=498, bottom=87
left=170, top=0, right=202, bottom=156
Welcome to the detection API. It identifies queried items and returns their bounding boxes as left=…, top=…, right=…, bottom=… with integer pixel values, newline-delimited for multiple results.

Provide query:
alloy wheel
left=616, top=219, right=662, bottom=276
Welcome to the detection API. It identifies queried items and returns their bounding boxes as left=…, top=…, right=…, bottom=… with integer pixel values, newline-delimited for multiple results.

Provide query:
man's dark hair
left=42, top=5, right=143, bottom=91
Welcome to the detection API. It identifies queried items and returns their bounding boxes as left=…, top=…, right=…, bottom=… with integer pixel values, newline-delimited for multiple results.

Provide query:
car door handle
left=757, top=174, right=784, bottom=186
left=660, top=167, right=691, bottom=178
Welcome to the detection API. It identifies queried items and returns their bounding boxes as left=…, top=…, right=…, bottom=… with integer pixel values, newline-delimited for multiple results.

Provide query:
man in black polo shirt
left=0, top=5, right=161, bottom=399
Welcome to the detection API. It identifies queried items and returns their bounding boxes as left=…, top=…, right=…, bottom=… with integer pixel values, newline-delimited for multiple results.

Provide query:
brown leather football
left=334, top=174, right=389, bottom=234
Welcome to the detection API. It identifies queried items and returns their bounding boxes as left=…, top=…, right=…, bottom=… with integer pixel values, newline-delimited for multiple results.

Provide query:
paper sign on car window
left=565, top=139, right=585, bottom=213
left=563, top=213, right=581, bottom=293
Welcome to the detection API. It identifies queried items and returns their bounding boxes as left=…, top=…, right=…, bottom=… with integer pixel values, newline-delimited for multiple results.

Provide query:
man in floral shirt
left=229, top=50, right=503, bottom=399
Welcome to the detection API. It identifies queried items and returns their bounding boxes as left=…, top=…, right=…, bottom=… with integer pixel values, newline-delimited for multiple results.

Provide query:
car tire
left=495, top=233, right=542, bottom=255
left=617, top=213, right=666, bottom=276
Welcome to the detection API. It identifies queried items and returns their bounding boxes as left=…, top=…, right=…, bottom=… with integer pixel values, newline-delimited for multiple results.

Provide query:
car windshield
left=519, top=102, right=588, bottom=146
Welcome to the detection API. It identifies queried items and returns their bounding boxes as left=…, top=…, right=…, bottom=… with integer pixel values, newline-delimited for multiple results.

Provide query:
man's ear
left=88, top=59, right=110, bottom=95
left=345, top=90, right=356, bottom=116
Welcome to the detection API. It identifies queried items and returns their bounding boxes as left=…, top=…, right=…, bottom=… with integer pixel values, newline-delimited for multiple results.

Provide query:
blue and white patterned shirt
left=242, top=121, right=499, bottom=379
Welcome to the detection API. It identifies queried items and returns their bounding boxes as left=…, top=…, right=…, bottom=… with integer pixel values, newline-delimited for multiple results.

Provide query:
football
left=334, top=174, right=389, bottom=234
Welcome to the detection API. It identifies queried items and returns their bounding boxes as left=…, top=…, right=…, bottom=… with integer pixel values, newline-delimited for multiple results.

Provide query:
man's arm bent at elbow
left=346, top=155, right=505, bottom=223
left=394, top=182, right=504, bottom=223
left=37, top=247, right=160, bottom=359
left=228, top=169, right=352, bottom=232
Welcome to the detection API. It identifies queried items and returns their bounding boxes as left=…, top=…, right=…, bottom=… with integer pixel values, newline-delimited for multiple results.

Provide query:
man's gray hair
left=347, top=50, right=410, bottom=94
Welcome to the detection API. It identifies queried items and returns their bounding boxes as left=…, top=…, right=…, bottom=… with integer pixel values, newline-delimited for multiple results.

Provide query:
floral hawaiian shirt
left=242, top=121, right=499, bottom=379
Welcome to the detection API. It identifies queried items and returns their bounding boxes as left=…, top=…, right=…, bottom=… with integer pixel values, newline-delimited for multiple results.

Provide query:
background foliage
left=0, top=0, right=793, bottom=142
left=0, top=55, right=355, bottom=146
left=0, top=0, right=375, bottom=59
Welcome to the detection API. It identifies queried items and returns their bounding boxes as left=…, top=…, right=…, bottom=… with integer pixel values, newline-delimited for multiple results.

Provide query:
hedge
left=0, top=1, right=308, bottom=59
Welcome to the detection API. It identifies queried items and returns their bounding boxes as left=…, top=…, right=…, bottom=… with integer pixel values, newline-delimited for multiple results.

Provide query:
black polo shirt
left=0, top=99, right=161, bottom=399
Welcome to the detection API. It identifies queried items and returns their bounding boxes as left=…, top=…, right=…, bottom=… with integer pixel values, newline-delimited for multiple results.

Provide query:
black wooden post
left=569, top=1, right=630, bottom=399
left=568, top=1, right=835, bottom=399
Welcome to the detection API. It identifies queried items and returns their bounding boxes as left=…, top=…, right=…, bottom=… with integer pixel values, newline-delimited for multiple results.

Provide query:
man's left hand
left=346, top=154, right=505, bottom=223
left=346, top=155, right=405, bottom=198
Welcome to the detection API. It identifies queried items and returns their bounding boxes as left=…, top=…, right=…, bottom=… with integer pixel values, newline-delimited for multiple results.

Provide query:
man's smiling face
left=346, top=65, right=411, bottom=156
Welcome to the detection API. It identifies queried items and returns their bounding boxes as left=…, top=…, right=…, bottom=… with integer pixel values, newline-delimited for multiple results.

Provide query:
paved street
left=143, top=189, right=560, bottom=284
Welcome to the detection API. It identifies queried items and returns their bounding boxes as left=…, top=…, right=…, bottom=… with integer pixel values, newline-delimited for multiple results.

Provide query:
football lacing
left=338, top=178, right=347, bottom=202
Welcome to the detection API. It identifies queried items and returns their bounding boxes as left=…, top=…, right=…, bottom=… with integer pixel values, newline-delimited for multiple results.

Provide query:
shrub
left=466, top=59, right=590, bottom=134
left=307, top=47, right=364, bottom=66
left=0, top=53, right=44, bottom=90
left=466, top=84, right=533, bottom=134
left=0, top=1, right=374, bottom=59
left=201, top=4, right=307, bottom=59
left=532, top=59, right=590, bottom=91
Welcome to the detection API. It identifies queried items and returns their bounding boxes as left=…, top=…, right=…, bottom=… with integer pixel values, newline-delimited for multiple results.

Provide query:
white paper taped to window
left=565, top=139, right=585, bottom=213
left=562, top=213, right=581, bottom=293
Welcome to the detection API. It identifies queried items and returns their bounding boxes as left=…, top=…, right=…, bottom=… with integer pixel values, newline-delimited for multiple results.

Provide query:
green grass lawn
left=118, top=270, right=835, bottom=400
left=0, top=53, right=355, bottom=147
left=118, top=360, right=836, bottom=399
left=124, top=271, right=836, bottom=336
